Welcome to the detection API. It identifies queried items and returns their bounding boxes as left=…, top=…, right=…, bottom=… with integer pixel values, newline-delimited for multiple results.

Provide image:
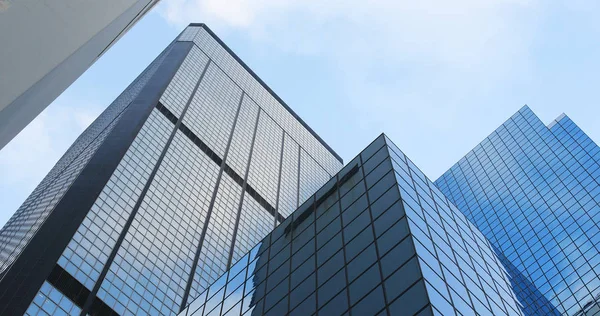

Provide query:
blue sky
left=1, top=0, right=600, bottom=228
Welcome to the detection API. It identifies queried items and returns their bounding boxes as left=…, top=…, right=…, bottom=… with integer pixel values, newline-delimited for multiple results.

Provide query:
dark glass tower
left=0, top=24, right=342, bottom=315
left=179, top=135, right=524, bottom=316
left=436, top=106, right=600, bottom=315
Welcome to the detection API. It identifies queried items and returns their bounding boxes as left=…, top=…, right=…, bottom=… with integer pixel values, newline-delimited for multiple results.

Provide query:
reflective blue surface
left=436, top=106, right=600, bottom=315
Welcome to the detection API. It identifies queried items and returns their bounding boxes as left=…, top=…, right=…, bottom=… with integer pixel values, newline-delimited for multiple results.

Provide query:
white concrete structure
left=0, top=0, right=159, bottom=150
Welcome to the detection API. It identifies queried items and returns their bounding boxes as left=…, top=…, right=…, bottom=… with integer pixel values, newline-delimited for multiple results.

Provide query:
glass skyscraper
left=2, top=22, right=600, bottom=316
left=178, top=106, right=600, bottom=316
left=179, top=134, right=523, bottom=316
left=436, top=106, right=600, bottom=315
left=0, top=24, right=342, bottom=315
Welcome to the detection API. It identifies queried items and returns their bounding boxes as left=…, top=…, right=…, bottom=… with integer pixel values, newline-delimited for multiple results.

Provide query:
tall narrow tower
left=0, top=24, right=342, bottom=316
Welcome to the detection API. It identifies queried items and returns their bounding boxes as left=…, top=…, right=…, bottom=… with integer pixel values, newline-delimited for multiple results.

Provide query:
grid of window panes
left=548, top=114, right=600, bottom=315
left=231, top=195, right=274, bottom=264
left=549, top=115, right=600, bottom=186
left=96, top=131, right=220, bottom=315
left=181, top=25, right=340, bottom=176
left=277, top=134, right=300, bottom=217
left=299, top=149, right=332, bottom=206
left=435, top=106, right=600, bottom=315
left=183, top=63, right=242, bottom=158
left=180, top=134, right=522, bottom=316
left=0, top=44, right=173, bottom=275
left=385, top=136, right=522, bottom=316
left=175, top=24, right=338, bottom=218
left=225, top=97, right=259, bottom=178
left=191, top=175, right=244, bottom=302
left=25, top=282, right=81, bottom=316
left=13, top=25, right=342, bottom=316
left=247, top=113, right=283, bottom=207
left=170, top=23, right=341, bottom=306
left=56, top=109, right=174, bottom=291
left=26, top=44, right=196, bottom=315
left=159, top=46, right=209, bottom=117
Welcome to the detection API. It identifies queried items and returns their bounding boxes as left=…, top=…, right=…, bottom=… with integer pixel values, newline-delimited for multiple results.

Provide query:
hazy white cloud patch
left=158, top=0, right=539, bottom=132
left=0, top=97, right=102, bottom=224
left=159, top=0, right=537, bottom=65
left=157, top=0, right=600, bottom=179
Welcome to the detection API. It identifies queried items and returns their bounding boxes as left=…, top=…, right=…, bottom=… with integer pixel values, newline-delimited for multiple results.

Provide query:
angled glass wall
left=0, top=24, right=342, bottom=316
left=180, top=134, right=523, bottom=316
left=436, top=106, right=600, bottom=315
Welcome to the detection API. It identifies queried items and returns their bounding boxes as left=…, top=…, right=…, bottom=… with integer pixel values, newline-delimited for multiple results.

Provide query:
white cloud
left=155, top=0, right=600, bottom=182
left=157, top=0, right=543, bottom=175
left=0, top=97, right=102, bottom=226
left=0, top=97, right=101, bottom=182
left=159, top=0, right=536, bottom=65
left=156, top=0, right=540, bottom=111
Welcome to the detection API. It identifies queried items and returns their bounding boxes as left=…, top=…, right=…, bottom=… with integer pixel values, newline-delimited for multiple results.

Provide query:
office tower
left=0, top=24, right=342, bottom=315
left=180, top=134, right=524, bottom=316
left=436, top=106, right=600, bottom=315
left=0, top=0, right=160, bottom=150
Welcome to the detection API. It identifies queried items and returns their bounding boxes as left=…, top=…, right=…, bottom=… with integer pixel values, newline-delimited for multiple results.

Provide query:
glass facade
left=0, top=43, right=173, bottom=276
left=4, top=22, right=598, bottom=316
left=180, top=135, right=523, bottom=316
left=436, top=106, right=600, bottom=315
left=0, top=24, right=342, bottom=316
